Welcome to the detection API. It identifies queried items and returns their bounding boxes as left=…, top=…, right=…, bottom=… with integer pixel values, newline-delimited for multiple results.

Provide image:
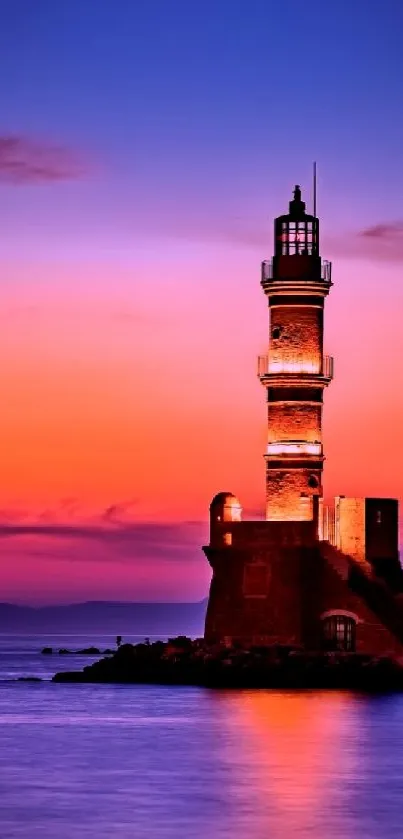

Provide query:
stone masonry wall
left=266, top=467, right=321, bottom=521
left=267, top=401, right=322, bottom=443
left=303, top=545, right=403, bottom=656
left=270, top=305, right=323, bottom=366
left=336, top=497, right=365, bottom=562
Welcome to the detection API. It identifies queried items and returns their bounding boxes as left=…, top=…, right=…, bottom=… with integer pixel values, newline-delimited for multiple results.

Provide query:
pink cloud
left=0, top=135, right=87, bottom=183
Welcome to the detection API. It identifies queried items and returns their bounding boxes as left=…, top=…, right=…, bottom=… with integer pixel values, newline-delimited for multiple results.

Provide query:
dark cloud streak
left=359, top=222, right=403, bottom=240
left=0, top=517, right=207, bottom=564
left=0, top=135, right=87, bottom=183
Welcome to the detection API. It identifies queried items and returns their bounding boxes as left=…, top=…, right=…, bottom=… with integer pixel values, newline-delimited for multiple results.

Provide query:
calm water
left=1, top=635, right=403, bottom=838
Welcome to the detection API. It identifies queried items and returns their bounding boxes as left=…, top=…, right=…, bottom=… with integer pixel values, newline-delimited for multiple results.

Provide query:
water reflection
left=1, top=682, right=403, bottom=839
left=210, top=691, right=365, bottom=839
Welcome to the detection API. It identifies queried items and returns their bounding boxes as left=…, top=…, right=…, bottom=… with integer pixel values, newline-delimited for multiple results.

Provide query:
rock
left=18, top=677, right=42, bottom=682
left=53, top=670, right=85, bottom=683
left=76, top=647, right=101, bottom=655
left=41, top=647, right=53, bottom=655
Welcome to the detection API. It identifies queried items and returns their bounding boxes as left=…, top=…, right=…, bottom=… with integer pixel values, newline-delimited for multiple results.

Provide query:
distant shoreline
left=0, top=600, right=207, bottom=636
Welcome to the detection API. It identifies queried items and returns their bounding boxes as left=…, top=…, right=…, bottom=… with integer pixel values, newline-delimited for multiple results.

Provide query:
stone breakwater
left=52, top=637, right=403, bottom=690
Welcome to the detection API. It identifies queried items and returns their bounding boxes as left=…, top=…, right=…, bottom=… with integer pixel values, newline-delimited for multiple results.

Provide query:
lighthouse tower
left=203, top=180, right=403, bottom=654
left=258, top=185, right=333, bottom=522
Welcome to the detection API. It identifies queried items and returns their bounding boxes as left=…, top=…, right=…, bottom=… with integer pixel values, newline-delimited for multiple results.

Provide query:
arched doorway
left=322, top=614, right=356, bottom=652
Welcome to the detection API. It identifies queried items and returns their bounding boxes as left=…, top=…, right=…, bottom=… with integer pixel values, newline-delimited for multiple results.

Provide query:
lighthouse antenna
left=313, top=161, right=317, bottom=219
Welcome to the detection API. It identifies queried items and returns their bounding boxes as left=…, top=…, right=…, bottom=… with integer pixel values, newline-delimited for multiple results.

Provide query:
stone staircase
left=321, top=540, right=403, bottom=645
left=320, top=541, right=353, bottom=581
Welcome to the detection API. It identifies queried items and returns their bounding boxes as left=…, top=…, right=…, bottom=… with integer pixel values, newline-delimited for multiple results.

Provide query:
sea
left=1, top=632, right=403, bottom=839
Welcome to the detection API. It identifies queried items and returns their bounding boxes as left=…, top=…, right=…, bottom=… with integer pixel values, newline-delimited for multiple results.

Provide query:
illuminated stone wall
left=266, top=468, right=320, bottom=521
left=270, top=305, right=323, bottom=368
left=266, top=298, right=324, bottom=520
left=267, top=401, right=322, bottom=443
left=335, top=497, right=366, bottom=562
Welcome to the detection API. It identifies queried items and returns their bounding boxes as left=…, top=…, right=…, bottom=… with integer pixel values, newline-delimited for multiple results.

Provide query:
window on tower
left=278, top=220, right=317, bottom=256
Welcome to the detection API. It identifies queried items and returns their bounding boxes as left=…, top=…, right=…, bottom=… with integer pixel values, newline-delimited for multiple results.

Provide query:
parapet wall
left=208, top=519, right=317, bottom=554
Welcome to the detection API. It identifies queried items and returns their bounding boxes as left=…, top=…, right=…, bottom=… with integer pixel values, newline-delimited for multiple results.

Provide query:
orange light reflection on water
left=211, top=690, right=362, bottom=839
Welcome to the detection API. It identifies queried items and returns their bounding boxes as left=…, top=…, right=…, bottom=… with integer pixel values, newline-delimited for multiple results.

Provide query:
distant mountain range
left=0, top=600, right=207, bottom=637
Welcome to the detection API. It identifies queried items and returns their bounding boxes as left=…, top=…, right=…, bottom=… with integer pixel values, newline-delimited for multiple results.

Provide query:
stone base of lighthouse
left=203, top=494, right=403, bottom=656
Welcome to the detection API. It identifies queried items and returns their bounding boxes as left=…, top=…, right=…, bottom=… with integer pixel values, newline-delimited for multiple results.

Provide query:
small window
left=376, top=510, right=382, bottom=524
left=223, top=532, right=232, bottom=546
left=322, top=615, right=356, bottom=652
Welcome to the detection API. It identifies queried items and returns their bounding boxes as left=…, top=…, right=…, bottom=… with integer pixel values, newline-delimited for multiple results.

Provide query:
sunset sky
left=1, top=0, right=403, bottom=603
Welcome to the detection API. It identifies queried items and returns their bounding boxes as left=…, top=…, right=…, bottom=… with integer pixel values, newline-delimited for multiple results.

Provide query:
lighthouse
left=258, top=185, right=333, bottom=522
left=203, top=181, right=403, bottom=655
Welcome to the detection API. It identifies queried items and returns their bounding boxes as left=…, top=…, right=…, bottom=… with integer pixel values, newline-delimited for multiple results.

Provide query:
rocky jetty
left=52, top=637, right=403, bottom=690
left=17, top=677, right=42, bottom=682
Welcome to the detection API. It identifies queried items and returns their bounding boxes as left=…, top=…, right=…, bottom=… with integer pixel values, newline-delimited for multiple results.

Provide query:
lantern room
left=274, top=185, right=318, bottom=257
left=269, top=185, right=324, bottom=283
